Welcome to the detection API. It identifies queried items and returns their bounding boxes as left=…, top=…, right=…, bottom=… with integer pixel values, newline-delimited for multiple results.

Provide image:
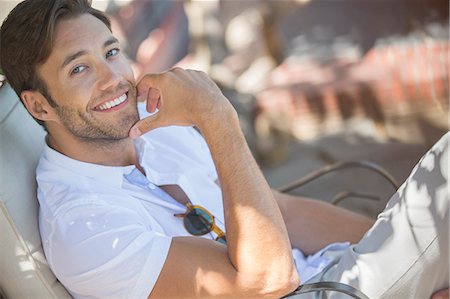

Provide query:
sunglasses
left=175, top=203, right=227, bottom=245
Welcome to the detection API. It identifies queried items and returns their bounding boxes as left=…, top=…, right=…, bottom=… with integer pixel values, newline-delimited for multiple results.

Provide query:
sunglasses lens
left=216, top=236, right=227, bottom=245
left=184, top=207, right=213, bottom=235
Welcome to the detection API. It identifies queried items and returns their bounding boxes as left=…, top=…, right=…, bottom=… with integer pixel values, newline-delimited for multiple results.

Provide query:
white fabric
left=37, top=103, right=344, bottom=298
left=37, top=125, right=217, bottom=298
left=305, top=132, right=449, bottom=299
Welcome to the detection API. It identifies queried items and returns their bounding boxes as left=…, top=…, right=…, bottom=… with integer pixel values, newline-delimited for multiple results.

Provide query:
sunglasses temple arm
left=212, top=225, right=226, bottom=238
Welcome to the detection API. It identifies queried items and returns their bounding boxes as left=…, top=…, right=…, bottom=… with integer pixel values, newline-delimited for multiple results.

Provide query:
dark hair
left=0, top=0, right=111, bottom=126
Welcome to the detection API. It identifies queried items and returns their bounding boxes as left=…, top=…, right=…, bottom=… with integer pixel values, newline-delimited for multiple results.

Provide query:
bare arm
left=130, top=68, right=299, bottom=298
left=273, top=190, right=375, bottom=255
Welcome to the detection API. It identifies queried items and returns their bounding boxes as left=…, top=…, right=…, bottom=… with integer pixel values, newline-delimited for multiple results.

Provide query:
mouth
left=93, top=92, right=129, bottom=112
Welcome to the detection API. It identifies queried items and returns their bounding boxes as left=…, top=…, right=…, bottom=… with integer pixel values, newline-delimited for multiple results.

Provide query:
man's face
left=38, top=13, right=139, bottom=141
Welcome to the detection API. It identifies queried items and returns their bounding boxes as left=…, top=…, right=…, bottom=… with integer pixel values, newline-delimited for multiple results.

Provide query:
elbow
left=279, top=267, right=301, bottom=297
left=256, top=265, right=300, bottom=298
left=289, top=269, right=301, bottom=290
left=273, top=255, right=301, bottom=297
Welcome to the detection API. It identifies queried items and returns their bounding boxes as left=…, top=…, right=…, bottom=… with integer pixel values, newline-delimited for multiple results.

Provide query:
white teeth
left=97, top=93, right=127, bottom=111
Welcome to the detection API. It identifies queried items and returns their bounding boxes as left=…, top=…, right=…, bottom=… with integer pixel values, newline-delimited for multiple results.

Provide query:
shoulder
left=40, top=193, right=172, bottom=298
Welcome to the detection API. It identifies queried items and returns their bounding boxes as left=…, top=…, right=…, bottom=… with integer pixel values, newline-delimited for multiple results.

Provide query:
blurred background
left=1, top=0, right=449, bottom=217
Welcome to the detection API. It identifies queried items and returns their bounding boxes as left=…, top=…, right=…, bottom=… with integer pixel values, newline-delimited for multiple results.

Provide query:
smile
left=94, top=93, right=128, bottom=111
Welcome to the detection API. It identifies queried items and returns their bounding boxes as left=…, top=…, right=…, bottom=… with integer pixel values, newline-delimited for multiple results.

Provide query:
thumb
left=129, top=112, right=163, bottom=138
left=431, top=289, right=449, bottom=299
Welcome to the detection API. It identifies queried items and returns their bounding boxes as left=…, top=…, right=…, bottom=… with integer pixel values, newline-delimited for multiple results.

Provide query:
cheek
left=64, top=70, right=97, bottom=98
left=65, top=81, right=95, bottom=103
left=117, top=58, right=136, bottom=83
left=53, top=78, right=93, bottom=107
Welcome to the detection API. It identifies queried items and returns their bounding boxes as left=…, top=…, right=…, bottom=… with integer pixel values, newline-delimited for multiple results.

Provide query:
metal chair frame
left=278, top=160, right=399, bottom=299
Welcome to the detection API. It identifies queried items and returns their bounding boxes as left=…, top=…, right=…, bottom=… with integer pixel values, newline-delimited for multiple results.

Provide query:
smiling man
left=0, top=0, right=448, bottom=299
left=23, top=14, right=139, bottom=165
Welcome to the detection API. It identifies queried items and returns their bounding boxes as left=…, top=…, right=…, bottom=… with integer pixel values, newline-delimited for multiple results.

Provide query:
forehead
left=51, top=13, right=113, bottom=58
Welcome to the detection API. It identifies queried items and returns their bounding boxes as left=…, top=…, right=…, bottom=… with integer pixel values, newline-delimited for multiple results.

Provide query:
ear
left=21, top=90, right=58, bottom=123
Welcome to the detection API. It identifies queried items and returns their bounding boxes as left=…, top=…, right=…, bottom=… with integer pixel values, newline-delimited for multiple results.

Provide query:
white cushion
left=0, top=83, right=71, bottom=298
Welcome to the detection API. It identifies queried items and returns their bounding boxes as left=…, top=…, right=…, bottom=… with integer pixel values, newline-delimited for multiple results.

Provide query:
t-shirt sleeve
left=46, top=198, right=172, bottom=299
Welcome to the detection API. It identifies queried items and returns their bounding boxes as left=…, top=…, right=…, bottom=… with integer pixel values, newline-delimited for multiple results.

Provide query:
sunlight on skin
left=195, top=268, right=231, bottom=297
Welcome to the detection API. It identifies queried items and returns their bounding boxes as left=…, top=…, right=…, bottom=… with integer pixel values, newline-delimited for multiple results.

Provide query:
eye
left=71, top=65, right=87, bottom=75
left=106, top=48, right=120, bottom=58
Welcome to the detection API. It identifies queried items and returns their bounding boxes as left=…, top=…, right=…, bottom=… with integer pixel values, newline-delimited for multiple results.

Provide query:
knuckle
left=189, top=69, right=205, bottom=76
left=140, top=73, right=159, bottom=87
left=143, top=116, right=154, bottom=124
left=170, top=67, right=183, bottom=73
left=159, top=71, right=171, bottom=83
left=142, top=73, right=155, bottom=81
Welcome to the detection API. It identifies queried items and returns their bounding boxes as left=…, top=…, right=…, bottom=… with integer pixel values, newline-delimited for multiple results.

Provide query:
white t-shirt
left=37, top=105, right=347, bottom=298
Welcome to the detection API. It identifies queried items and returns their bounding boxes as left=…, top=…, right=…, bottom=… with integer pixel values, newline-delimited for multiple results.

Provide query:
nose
left=97, top=61, right=121, bottom=91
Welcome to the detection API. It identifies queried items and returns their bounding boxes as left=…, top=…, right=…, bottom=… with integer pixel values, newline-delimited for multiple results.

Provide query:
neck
left=47, top=133, right=138, bottom=167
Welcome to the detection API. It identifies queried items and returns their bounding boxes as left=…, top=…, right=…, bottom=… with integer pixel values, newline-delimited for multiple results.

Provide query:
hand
left=432, top=288, right=449, bottom=299
left=129, top=68, right=236, bottom=138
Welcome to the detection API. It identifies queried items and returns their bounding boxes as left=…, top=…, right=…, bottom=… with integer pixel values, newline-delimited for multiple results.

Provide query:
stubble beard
left=53, top=83, right=140, bottom=144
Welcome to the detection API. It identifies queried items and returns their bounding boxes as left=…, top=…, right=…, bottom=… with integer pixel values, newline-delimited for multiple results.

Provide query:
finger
left=146, top=88, right=161, bottom=113
left=156, top=96, right=162, bottom=109
left=137, top=86, right=148, bottom=102
left=432, top=289, right=449, bottom=299
left=129, top=112, right=163, bottom=138
left=136, top=73, right=161, bottom=101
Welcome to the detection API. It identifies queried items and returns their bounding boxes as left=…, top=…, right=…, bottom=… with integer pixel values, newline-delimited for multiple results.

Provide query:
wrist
left=196, top=99, right=239, bottom=133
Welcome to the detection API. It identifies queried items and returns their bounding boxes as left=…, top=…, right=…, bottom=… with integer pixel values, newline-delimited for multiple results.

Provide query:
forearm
left=131, top=69, right=300, bottom=296
left=199, top=113, right=298, bottom=286
left=274, top=191, right=375, bottom=255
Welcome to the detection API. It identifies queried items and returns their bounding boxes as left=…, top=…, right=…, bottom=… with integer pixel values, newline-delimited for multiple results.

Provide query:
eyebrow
left=60, top=37, right=120, bottom=70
